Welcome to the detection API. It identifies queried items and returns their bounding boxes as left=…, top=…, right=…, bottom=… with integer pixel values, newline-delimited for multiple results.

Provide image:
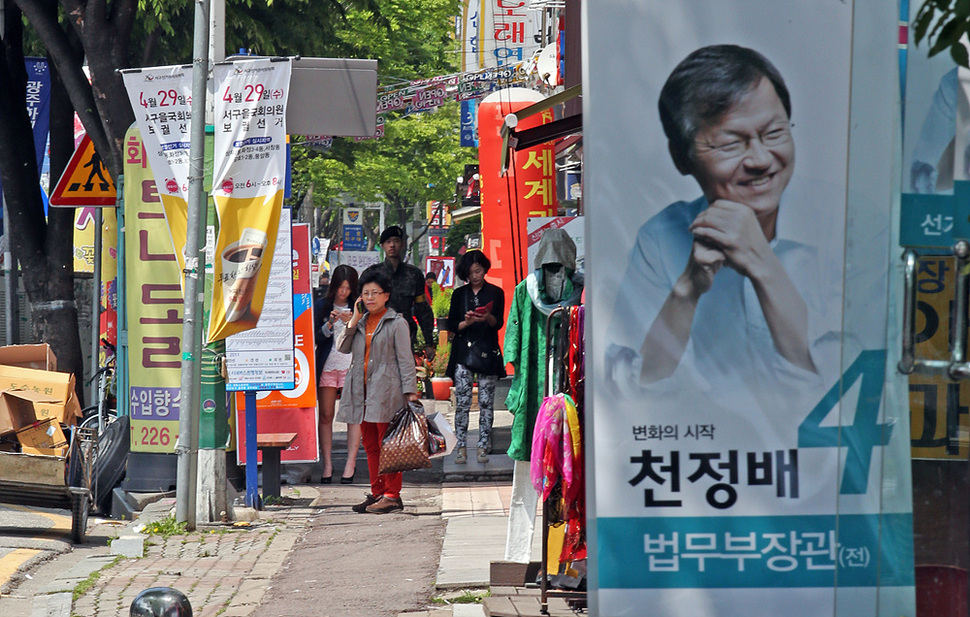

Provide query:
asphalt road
left=0, top=503, right=74, bottom=593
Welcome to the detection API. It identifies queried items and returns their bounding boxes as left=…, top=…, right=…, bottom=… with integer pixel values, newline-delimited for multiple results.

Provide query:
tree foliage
left=1, top=0, right=469, bottom=373
left=288, top=0, right=473, bottom=254
left=914, top=0, right=970, bottom=67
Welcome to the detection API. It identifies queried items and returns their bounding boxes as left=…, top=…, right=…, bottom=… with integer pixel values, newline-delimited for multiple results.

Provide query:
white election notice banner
left=584, top=1, right=914, bottom=616
left=207, top=57, right=291, bottom=342
left=121, top=65, right=194, bottom=269
left=225, top=208, right=295, bottom=392
left=121, top=65, right=194, bottom=200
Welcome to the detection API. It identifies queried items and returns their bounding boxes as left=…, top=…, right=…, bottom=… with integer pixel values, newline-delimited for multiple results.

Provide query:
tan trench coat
left=334, top=308, right=418, bottom=424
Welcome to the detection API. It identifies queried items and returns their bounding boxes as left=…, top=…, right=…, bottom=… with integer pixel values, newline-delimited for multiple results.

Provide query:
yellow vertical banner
left=123, top=126, right=183, bottom=453
left=207, top=57, right=292, bottom=342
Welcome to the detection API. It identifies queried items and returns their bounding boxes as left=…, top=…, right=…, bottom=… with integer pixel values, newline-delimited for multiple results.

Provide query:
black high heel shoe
left=321, top=475, right=333, bottom=484
left=340, top=469, right=356, bottom=484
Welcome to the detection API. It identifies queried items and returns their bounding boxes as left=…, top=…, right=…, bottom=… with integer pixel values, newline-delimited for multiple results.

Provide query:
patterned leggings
left=454, top=363, right=496, bottom=449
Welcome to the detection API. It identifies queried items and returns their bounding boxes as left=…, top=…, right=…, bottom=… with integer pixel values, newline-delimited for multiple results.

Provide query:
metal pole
left=176, top=0, right=211, bottom=530
left=116, top=176, right=129, bottom=417
left=245, top=390, right=259, bottom=508
left=2, top=196, right=18, bottom=345
left=91, top=208, right=103, bottom=405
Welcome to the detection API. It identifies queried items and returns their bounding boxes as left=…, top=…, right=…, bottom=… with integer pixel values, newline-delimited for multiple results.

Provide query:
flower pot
left=430, top=377, right=453, bottom=401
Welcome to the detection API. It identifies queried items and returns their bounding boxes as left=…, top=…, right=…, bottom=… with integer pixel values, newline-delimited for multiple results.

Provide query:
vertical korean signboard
left=124, top=127, right=182, bottom=453
left=460, top=0, right=539, bottom=72
left=478, top=88, right=558, bottom=308
left=234, top=221, right=319, bottom=464
left=225, top=209, right=295, bottom=392
left=584, top=2, right=913, bottom=616
left=208, top=57, right=291, bottom=342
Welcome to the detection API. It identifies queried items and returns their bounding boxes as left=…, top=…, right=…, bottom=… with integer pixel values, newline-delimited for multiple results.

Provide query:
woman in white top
left=313, top=264, right=361, bottom=483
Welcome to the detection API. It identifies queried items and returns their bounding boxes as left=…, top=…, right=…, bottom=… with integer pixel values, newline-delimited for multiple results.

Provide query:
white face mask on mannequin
left=543, top=263, right=567, bottom=301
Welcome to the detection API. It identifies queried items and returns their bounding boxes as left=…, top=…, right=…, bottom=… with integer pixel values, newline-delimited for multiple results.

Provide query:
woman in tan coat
left=335, top=269, right=419, bottom=514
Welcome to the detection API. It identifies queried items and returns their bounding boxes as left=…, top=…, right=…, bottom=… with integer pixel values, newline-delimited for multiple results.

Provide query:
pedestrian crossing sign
left=49, top=134, right=117, bottom=206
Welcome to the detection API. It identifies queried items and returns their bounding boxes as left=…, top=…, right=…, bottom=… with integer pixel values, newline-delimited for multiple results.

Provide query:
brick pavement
left=70, top=497, right=315, bottom=617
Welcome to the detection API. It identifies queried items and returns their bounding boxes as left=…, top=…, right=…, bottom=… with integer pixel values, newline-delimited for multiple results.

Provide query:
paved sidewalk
left=62, top=497, right=314, bottom=617
left=23, top=401, right=531, bottom=617
left=436, top=482, right=542, bottom=589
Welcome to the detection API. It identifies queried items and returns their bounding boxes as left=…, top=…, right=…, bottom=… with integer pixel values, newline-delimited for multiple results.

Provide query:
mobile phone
left=474, top=301, right=494, bottom=315
left=356, top=299, right=366, bottom=313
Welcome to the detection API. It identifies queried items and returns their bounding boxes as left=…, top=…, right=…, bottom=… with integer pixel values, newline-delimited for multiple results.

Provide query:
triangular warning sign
left=49, top=135, right=116, bottom=206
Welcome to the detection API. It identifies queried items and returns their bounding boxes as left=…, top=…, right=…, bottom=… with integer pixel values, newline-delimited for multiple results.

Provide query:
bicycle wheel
left=79, top=407, right=117, bottom=432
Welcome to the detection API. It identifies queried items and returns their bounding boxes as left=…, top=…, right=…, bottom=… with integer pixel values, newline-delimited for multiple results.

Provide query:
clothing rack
left=539, top=305, right=587, bottom=615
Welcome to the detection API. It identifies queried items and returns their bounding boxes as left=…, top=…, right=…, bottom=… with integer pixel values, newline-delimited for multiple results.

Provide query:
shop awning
left=500, top=84, right=583, bottom=173
left=451, top=205, right=482, bottom=222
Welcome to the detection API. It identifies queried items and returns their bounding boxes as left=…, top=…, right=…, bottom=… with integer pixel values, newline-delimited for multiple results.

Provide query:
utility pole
left=2, top=196, right=18, bottom=345
left=176, top=0, right=211, bottom=530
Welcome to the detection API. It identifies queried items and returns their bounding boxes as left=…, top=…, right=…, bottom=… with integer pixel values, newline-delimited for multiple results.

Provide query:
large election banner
left=584, top=2, right=913, bottom=616
left=208, top=57, right=291, bottom=342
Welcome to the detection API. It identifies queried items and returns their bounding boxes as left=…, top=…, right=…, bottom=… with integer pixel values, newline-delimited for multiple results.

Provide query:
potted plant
left=429, top=339, right=453, bottom=401
left=431, top=283, right=453, bottom=347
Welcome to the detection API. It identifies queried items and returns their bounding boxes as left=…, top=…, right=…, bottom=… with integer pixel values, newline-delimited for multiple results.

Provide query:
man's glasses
left=361, top=290, right=387, bottom=298
left=693, top=121, right=793, bottom=162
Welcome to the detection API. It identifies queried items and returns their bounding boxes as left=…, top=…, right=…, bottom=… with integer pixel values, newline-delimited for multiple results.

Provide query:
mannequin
left=503, top=228, right=583, bottom=563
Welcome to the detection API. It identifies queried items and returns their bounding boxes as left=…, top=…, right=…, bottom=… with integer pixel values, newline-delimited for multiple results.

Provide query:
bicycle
left=73, top=345, right=129, bottom=515
left=80, top=351, right=117, bottom=433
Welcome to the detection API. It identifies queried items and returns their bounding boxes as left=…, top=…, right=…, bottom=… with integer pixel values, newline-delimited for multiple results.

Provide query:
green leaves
left=915, top=0, right=970, bottom=67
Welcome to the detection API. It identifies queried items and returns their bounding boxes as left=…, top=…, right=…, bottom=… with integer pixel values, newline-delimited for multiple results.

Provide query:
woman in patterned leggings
left=446, top=251, right=506, bottom=464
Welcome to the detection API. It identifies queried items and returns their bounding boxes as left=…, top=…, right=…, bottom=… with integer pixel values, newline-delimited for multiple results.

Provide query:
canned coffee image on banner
left=221, top=227, right=268, bottom=323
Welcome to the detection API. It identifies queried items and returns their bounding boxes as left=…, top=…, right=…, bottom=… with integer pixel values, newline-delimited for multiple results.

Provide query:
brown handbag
left=379, top=401, right=432, bottom=474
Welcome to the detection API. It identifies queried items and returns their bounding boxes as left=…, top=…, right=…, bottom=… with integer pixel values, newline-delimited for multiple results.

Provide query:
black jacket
left=445, top=281, right=506, bottom=378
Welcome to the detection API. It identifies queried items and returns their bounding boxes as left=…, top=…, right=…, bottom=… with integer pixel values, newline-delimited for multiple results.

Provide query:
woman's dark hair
left=358, top=268, right=392, bottom=294
left=326, top=264, right=359, bottom=305
left=456, top=250, right=491, bottom=281
left=659, top=44, right=791, bottom=170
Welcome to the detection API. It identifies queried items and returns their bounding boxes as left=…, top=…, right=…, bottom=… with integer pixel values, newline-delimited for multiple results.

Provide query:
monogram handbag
left=379, top=401, right=432, bottom=474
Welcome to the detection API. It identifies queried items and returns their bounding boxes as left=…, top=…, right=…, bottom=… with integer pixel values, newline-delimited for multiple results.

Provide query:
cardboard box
left=0, top=387, right=80, bottom=433
left=16, top=418, right=68, bottom=457
left=33, top=394, right=81, bottom=425
left=0, top=346, right=80, bottom=427
left=0, top=344, right=57, bottom=371
left=0, top=365, right=75, bottom=409
left=0, top=390, right=44, bottom=435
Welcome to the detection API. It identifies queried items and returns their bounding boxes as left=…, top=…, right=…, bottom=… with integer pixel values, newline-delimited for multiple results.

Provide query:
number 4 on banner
left=797, top=350, right=893, bottom=495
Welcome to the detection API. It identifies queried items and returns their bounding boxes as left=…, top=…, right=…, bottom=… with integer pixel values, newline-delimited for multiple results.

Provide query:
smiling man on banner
left=609, top=45, right=841, bottom=413
left=207, top=58, right=292, bottom=342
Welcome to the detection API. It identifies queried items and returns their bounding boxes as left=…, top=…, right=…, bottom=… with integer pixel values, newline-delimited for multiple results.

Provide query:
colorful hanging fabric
left=531, top=394, right=566, bottom=499
left=531, top=393, right=582, bottom=501
left=567, top=306, right=585, bottom=404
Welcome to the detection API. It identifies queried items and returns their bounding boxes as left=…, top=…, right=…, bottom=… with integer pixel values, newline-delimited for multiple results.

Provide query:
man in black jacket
left=363, top=226, right=435, bottom=359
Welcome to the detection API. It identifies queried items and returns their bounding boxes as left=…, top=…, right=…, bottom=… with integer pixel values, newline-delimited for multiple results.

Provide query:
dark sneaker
left=365, top=496, right=404, bottom=514
left=352, top=494, right=380, bottom=513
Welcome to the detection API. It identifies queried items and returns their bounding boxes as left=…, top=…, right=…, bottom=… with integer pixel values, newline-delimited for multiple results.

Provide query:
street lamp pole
left=176, top=0, right=211, bottom=530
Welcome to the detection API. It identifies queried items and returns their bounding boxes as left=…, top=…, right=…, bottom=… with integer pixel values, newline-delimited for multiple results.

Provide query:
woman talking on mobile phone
left=447, top=250, right=506, bottom=465
left=313, top=264, right=361, bottom=484
left=335, top=269, right=420, bottom=514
